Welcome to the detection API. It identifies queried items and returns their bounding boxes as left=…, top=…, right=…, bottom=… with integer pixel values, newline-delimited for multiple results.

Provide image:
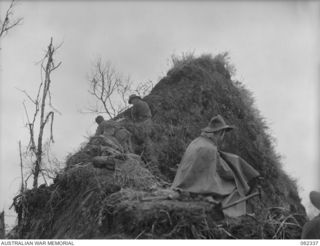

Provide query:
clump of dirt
left=10, top=53, right=307, bottom=239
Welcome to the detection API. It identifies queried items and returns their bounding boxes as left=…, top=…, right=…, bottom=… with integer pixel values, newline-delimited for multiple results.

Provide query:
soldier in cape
left=171, top=115, right=261, bottom=217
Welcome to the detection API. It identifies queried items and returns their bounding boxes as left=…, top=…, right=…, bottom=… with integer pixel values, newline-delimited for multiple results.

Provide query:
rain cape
left=171, top=136, right=260, bottom=217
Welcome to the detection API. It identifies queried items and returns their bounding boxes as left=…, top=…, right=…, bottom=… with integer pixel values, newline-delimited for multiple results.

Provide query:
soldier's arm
left=142, top=101, right=152, bottom=119
left=95, top=124, right=103, bottom=136
left=131, top=106, right=136, bottom=122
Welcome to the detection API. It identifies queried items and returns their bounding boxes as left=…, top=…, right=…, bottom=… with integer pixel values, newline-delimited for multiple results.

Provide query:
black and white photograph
left=0, top=0, right=319, bottom=241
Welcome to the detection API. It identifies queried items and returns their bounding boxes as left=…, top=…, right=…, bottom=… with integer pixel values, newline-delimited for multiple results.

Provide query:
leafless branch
left=43, top=111, right=55, bottom=143
left=22, top=101, right=36, bottom=152
left=22, top=101, right=30, bottom=124
left=50, top=61, right=62, bottom=72
left=24, top=173, right=32, bottom=189
left=40, top=170, right=48, bottom=186
left=0, top=0, right=23, bottom=39
left=86, top=59, right=134, bottom=119
left=134, top=80, right=154, bottom=97
left=16, top=88, right=37, bottom=105
left=48, top=90, right=62, bottom=115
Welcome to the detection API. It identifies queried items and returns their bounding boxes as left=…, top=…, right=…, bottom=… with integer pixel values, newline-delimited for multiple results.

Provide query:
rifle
left=222, top=186, right=262, bottom=210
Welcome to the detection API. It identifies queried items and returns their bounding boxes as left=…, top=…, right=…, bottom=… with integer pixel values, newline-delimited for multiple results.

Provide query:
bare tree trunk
left=0, top=211, right=5, bottom=239
left=32, top=38, right=59, bottom=189
left=19, top=141, right=24, bottom=192
left=19, top=38, right=61, bottom=189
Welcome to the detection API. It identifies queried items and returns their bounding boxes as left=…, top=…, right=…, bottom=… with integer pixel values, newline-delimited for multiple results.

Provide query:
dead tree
left=86, top=59, right=130, bottom=118
left=21, top=38, right=61, bottom=188
left=0, top=0, right=23, bottom=39
left=86, top=59, right=153, bottom=118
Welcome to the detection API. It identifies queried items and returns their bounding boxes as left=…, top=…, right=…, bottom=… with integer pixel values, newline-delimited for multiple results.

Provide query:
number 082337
left=300, top=241, right=319, bottom=245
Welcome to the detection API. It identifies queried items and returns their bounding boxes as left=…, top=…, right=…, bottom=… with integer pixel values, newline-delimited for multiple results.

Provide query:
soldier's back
left=132, top=100, right=152, bottom=122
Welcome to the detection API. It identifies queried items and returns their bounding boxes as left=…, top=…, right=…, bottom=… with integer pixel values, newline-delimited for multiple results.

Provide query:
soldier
left=171, top=115, right=260, bottom=217
left=95, top=115, right=133, bottom=153
left=128, top=94, right=152, bottom=123
left=95, top=115, right=117, bottom=137
left=128, top=94, right=158, bottom=172
left=301, top=191, right=320, bottom=239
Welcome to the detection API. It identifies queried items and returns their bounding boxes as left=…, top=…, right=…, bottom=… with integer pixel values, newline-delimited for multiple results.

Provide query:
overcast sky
left=0, top=1, right=319, bottom=228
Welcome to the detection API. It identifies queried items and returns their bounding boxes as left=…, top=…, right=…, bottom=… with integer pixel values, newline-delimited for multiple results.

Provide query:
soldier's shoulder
left=101, top=120, right=117, bottom=127
left=100, top=120, right=109, bottom=126
left=134, top=99, right=147, bottom=105
left=134, top=100, right=150, bottom=110
left=141, top=99, right=149, bottom=105
left=191, top=136, right=217, bottom=150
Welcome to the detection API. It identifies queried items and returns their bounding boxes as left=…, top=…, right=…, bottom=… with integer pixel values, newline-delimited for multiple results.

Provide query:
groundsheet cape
left=171, top=136, right=260, bottom=217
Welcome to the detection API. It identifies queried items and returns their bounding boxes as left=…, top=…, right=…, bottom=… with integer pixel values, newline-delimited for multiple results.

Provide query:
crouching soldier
left=128, top=94, right=156, bottom=161
left=171, top=115, right=260, bottom=217
left=128, top=94, right=152, bottom=124
left=95, top=115, right=133, bottom=153
left=127, top=94, right=160, bottom=175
